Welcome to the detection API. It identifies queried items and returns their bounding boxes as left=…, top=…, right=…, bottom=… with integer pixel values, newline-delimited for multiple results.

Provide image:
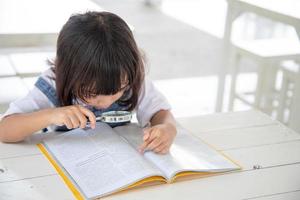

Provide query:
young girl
left=0, top=11, right=177, bottom=154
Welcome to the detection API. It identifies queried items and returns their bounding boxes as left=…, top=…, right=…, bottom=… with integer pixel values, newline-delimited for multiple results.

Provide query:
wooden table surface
left=0, top=110, right=300, bottom=200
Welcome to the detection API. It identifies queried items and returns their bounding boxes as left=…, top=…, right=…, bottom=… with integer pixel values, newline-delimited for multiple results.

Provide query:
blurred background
left=0, top=0, right=299, bottom=132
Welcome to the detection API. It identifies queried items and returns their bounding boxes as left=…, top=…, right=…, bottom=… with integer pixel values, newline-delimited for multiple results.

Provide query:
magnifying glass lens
left=99, top=111, right=132, bottom=124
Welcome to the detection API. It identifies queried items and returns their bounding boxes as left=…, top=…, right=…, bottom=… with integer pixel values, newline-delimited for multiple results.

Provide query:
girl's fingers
left=139, top=128, right=157, bottom=152
left=64, top=117, right=74, bottom=129
left=73, top=108, right=88, bottom=129
left=143, top=128, right=151, bottom=141
left=146, top=137, right=163, bottom=151
left=161, top=149, right=169, bottom=154
left=153, top=143, right=168, bottom=154
left=148, top=128, right=160, bottom=141
left=68, top=113, right=80, bottom=128
left=139, top=139, right=150, bottom=153
left=139, top=128, right=166, bottom=153
left=78, top=106, right=96, bottom=128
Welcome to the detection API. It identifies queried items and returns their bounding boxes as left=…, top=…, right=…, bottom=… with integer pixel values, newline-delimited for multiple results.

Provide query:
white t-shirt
left=3, top=68, right=171, bottom=127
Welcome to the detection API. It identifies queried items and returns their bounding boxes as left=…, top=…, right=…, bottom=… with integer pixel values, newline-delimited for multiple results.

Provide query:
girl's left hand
left=138, top=123, right=177, bottom=154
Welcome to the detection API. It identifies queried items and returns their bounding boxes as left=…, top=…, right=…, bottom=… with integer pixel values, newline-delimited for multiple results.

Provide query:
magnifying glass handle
left=86, top=116, right=103, bottom=124
left=95, top=116, right=104, bottom=122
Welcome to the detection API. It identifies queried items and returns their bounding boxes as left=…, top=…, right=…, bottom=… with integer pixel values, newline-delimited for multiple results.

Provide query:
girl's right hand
left=49, top=105, right=96, bottom=129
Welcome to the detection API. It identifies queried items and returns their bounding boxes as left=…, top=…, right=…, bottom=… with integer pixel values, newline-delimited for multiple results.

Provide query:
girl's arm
left=139, top=109, right=177, bottom=154
left=0, top=109, right=56, bottom=143
left=150, top=109, right=177, bottom=132
left=0, top=106, right=96, bottom=143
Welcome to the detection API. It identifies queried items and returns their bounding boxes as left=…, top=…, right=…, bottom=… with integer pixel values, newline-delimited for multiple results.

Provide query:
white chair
left=228, top=38, right=300, bottom=114
left=277, top=60, right=299, bottom=124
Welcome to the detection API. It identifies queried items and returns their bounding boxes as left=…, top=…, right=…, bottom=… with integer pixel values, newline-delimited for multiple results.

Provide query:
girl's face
left=84, top=91, right=124, bottom=109
left=83, top=83, right=128, bottom=109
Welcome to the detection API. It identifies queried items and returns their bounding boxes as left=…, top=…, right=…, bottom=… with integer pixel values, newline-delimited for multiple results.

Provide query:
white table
left=1, top=110, right=300, bottom=199
left=216, top=0, right=300, bottom=112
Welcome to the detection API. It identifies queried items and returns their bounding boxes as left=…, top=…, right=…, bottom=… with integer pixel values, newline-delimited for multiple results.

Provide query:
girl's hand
left=138, top=123, right=177, bottom=154
left=49, top=105, right=96, bottom=129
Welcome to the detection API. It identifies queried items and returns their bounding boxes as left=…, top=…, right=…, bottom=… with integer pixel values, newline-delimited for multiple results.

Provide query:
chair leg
left=277, top=72, right=288, bottom=123
left=228, top=53, right=241, bottom=111
left=262, top=63, right=278, bottom=114
left=285, top=74, right=298, bottom=125
left=254, top=61, right=267, bottom=109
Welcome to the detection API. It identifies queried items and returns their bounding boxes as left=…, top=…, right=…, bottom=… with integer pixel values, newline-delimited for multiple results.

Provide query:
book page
left=114, top=123, right=240, bottom=181
left=42, top=122, right=163, bottom=199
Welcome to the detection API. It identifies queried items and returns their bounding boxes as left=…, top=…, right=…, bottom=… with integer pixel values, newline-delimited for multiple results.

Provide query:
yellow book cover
left=37, top=123, right=241, bottom=199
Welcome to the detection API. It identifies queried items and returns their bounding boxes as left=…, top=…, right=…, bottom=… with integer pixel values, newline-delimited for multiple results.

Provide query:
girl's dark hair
left=54, top=11, right=145, bottom=111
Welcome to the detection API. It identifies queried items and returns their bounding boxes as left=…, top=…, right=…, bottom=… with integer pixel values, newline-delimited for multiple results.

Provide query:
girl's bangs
left=74, top=67, right=129, bottom=100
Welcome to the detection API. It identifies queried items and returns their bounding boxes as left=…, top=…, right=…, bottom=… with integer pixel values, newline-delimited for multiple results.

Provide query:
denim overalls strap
left=35, top=77, right=131, bottom=131
left=35, top=77, right=59, bottom=132
left=35, top=77, right=59, bottom=106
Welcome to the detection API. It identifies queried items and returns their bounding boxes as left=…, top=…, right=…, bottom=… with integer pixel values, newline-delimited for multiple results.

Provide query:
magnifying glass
left=85, top=111, right=132, bottom=128
left=95, top=111, right=132, bottom=124
left=55, top=111, right=132, bottom=131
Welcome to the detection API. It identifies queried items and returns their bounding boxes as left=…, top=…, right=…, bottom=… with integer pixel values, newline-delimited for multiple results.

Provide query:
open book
left=38, top=122, right=241, bottom=199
